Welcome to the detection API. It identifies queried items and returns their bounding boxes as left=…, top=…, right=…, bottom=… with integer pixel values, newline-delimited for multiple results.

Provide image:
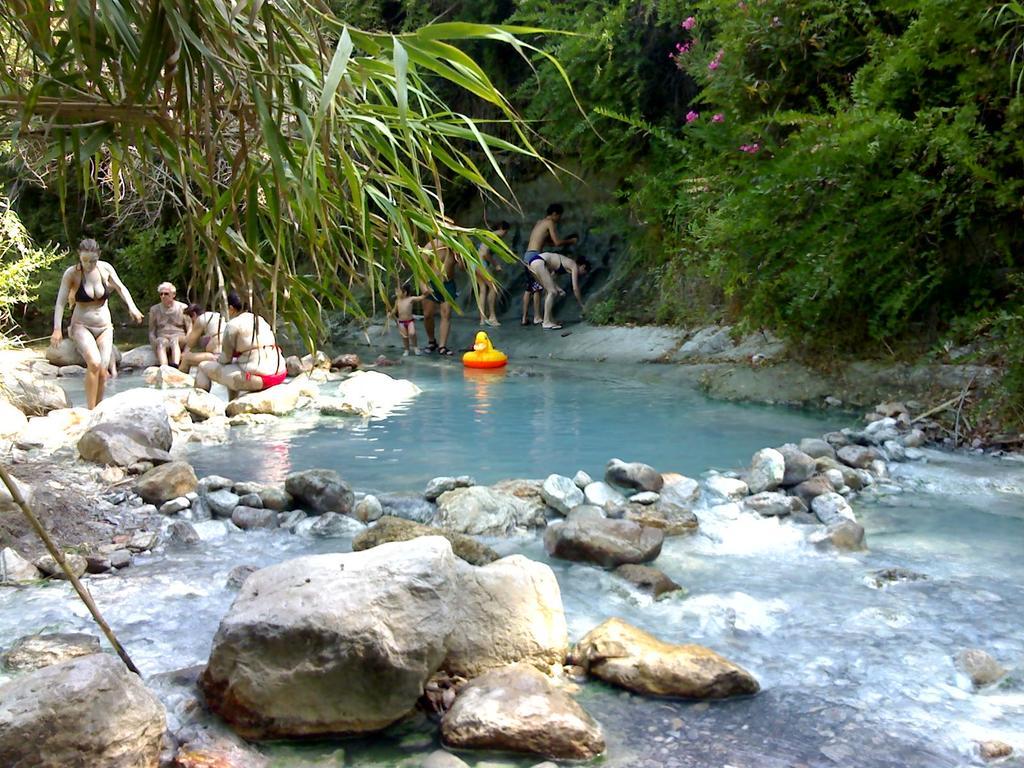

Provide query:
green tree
left=0, top=1, right=567, bottom=345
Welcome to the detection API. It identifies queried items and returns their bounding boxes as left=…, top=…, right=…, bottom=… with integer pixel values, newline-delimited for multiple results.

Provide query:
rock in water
left=1, top=370, right=70, bottom=416
left=543, top=517, right=663, bottom=568
left=747, top=448, right=785, bottom=493
left=776, top=443, right=816, bottom=487
left=424, top=475, right=475, bottom=502
left=572, top=617, right=759, bottom=699
left=441, top=664, right=605, bottom=760
left=955, top=649, right=1007, bottom=689
left=442, top=554, right=567, bottom=679
left=352, top=516, right=498, bottom=566
left=540, top=474, right=584, bottom=514
left=0, top=547, right=40, bottom=583
left=284, top=469, right=354, bottom=515
left=78, top=393, right=175, bottom=466
left=119, top=345, right=158, bottom=369
left=200, top=538, right=567, bottom=738
left=2, top=633, right=101, bottom=671
left=434, top=486, right=536, bottom=536
left=614, top=564, right=684, bottom=598
left=604, top=458, right=664, bottom=493
left=0, top=653, right=166, bottom=767
left=135, top=461, right=198, bottom=505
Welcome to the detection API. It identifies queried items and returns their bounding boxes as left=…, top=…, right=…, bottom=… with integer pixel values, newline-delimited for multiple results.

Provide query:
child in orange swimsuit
left=394, top=282, right=428, bottom=356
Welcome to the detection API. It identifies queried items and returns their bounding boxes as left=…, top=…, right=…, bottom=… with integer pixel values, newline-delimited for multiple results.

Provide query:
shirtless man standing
left=421, top=235, right=459, bottom=356
left=523, top=203, right=579, bottom=329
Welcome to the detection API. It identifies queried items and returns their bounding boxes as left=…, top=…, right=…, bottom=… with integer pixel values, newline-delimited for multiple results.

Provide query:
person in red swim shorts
left=196, top=290, right=287, bottom=399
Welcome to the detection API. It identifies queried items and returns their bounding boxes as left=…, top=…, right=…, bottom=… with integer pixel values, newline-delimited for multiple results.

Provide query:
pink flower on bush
left=685, top=110, right=700, bottom=123
left=682, top=16, right=696, bottom=30
left=739, top=142, right=761, bottom=154
left=708, top=49, right=724, bottom=71
left=712, top=113, right=725, bottom=123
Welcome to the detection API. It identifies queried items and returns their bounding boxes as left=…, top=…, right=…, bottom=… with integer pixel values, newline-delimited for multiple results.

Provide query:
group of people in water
left=395, top=202, right=590, bottom=356
left=51, top=239, right=286, bottom=409
left=49, top=202, right=587, bottom=405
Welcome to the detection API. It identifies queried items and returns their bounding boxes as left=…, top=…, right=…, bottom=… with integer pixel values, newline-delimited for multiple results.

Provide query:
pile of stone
left=697, top=401, right=937, bottom=552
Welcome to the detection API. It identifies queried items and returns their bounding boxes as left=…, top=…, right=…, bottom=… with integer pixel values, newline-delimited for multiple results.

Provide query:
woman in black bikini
left=525, top=252, right=590, bottom=330
left=51, top=239, right=144, bottom=408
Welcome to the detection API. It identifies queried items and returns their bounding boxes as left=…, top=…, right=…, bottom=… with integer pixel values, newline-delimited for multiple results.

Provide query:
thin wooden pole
left=0, top=462, right=141, bottom=676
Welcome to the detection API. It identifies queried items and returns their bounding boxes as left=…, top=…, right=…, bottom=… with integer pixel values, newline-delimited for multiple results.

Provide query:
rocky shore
left=0, top=342, right=1018, bottom=767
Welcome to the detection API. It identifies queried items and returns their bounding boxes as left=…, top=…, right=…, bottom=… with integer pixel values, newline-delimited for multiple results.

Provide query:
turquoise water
left=185, top=359, right=850, bottom=492
left=13, top=360, right=1024, bottom=767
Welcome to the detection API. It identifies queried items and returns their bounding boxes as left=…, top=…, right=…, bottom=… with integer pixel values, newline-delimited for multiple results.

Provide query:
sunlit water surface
left=6, top=360, right=1023, bottom=767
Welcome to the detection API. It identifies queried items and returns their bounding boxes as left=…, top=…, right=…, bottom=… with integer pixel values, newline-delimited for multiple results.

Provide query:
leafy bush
left=0, top=197, right=59, bottom=332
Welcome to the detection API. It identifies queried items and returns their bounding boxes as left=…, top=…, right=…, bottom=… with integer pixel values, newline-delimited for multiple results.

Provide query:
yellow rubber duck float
left=463, top=331, right=508, bottom=369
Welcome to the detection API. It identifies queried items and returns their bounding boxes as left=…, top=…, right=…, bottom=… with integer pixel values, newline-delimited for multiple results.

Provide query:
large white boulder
left=0, top=653, right=166, bottom=767
left=224, top=380, right=308, bottom=417
left=0, top=400, right=28, bottom=439
left=78, top=392, right=174, bottom=467
left=1, top=369, right=70, bottom=416
left=434, top=486, right=541, bottom=536
left=200, top=538, right=567, bottom=739
left=15, top=407, right=92, bottom=451
left=747, top=448, right=784, bottom=494
left=335, top=370, right=421, bottom=417
left=441, top=663, right=605, bottom=760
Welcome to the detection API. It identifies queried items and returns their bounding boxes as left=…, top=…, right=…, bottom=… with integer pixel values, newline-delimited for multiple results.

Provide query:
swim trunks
left=244, top=369, right=288, bottom=390
left=429, top=279, right=458, bottom=304
left=398, top=318, right=414, bottom=329
left=524, top=270, right=543, bottom=294
left=523, top=249, right=543, bottom=266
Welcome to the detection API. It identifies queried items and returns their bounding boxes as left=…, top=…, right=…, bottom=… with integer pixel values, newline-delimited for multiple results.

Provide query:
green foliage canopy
left=0, top=0, right=568, bottom=345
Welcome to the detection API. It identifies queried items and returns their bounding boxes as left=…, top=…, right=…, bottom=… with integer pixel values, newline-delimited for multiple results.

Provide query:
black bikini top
left=74, top=269, right=111, bottom=303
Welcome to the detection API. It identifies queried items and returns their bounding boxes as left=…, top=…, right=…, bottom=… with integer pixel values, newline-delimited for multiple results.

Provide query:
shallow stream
left=5, top=360, right=1023, bottom=767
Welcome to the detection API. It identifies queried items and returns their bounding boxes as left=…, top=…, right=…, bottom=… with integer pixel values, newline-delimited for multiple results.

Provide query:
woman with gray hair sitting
left=148, top=281, right=191, bottom=368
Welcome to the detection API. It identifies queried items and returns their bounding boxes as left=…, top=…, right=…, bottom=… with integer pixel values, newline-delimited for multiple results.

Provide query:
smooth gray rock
left=352, top=516, right=498, bottom=566
left=811, top=492, right=857, bottom=525
left=2, top=633, right=101, bottom=671
left=614, top=564, right=683, bottom=598
left=135, top=461, right=198, bottom=505
left=441, top=663, right=605, bottom=760
left=258, top=486, right=293, bottom=512
left=236, top=493, right=263, bottom=509
left=424, top=475, right=475, bottom=502
left=791, top=475, right=835, bottom=507
left=583, top=481, right=626, bottom=508
left=205, top=489, right=240, bottom=519
left=799, top=438, right=836, bottom=460
left=540, top=474, right=584, bottom=515
left=226, top=565, right=258, bottom=589
left=605, top=458, right=664, bottom=493
left=35, top=553, right=87, bottom=579
left=200, top=538, right=566, bottom=738
left=544, top=517, right=663, bottom=568
left=955, top=649, right=1007, bottom=689
left=837, top=445, right=878, bottom=469
left=197, top=475, right=234, bottom=495
left=572, top=470, right=593, bottom=489
left=0, top=653, right=166, bottom=768
left=285, top=469, right=355, bottom=515
left=165, top=520, right=200, bottom=546
left=742, top=491, right=794, bottom=517
left=434, top=486, right=537, bottom=536
left=705, top=475, right=749, bottom=500
left=810, top=519, right=866, bottom=551
left=301, top=511, right=366, bottom=538
left=0, top=547, right=40, bottom=583
left=159, top=497, right=191, bottom=515
left=353, top=494, right=384, bottom=523
left=231, top=506, right=277, bottom=530
left=777, top=443, right=816, bottom=487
